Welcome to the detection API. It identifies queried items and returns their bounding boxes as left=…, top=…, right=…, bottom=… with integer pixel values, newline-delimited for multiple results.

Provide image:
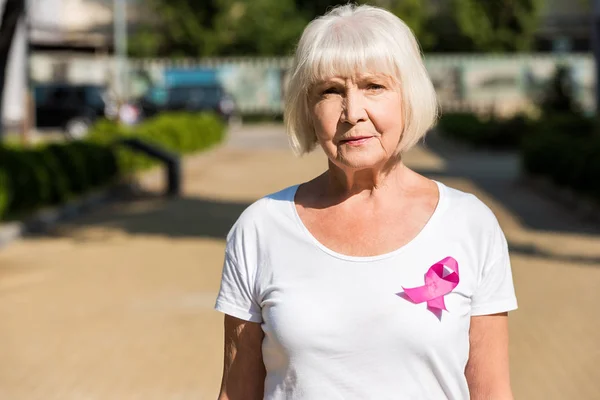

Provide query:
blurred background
left=0, top=0, right=599, bottom=399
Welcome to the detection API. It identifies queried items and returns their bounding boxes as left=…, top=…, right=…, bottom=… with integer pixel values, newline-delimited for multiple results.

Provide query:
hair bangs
left=304, top=23, right=399, bottom=87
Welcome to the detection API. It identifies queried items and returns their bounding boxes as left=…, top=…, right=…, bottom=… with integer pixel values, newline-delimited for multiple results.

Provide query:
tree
left=128, top=0, right=220, bottom=57
left=129, top=0, right=307, bottom=57
left=211, top=0, right=307, bottom=56
left=295, top=0, right=434, bottom=50
left=129, top=0, right=434, bottom=58
left=359, top=0, right=434, bottom=49
left=294, top=0, right=341, bottom=17
left=451, top=0, right=542, bottom=52
left=0, top=0, right=25, bottom=139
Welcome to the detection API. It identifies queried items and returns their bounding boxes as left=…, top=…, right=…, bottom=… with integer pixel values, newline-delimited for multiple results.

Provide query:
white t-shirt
left=215, top=180, right=518, bottom=400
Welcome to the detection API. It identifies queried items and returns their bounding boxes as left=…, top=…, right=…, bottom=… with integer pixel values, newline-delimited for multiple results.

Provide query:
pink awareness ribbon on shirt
left=400, top=257, right=460, bottom=312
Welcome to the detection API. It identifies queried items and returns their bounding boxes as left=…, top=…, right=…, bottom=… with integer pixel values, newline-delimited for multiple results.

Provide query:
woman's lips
left=340, top=136, right=373, bottom=146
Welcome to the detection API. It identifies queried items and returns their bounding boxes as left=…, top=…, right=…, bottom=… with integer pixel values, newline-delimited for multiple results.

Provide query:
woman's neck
left=324, top=159, right=412, bottom=201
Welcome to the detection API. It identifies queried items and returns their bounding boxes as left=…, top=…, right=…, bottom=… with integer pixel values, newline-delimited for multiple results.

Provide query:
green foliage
left=423, top=6, right=473, bottom=52
left=88, top=112, right=226, bottom=174
left=521, top=115, right=600, bottom=200
left=129, top=0, right=306, bottom=57
left=293, top=0, right=342, bottom=17
left=361, top=0, right=434, bottom=49
left=0, top=112, right=226, bottom=221
left=34, top=147, right=72, bottom=204
left=450, top=0, right=542, bottom=52
left=540, top=64, right=581, bottom=116
left=128, top=0, right=219, bottom=57
left=295, top=0, right=436, bottom=51
left=438, top=112, right=533, bottom=149
left=441, top=110, right=600, bottom=201
left=0, top=142, right=116, bottom=217
left=127, top=0, right=439, bottom=57
left=0, top=168, right=10, bottom=219
left=213, top=0, right=307, bottom=56
left=0, top=147, right=51, bottom=213
left=128, top=0, right=544, bottom=56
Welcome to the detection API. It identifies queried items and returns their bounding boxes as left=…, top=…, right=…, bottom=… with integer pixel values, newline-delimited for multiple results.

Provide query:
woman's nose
left=341, top=90, right=368, bottom=125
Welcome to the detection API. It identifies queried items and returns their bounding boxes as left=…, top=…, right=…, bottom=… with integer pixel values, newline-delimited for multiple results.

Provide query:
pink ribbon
left=400, top=257, right=459, bottom=312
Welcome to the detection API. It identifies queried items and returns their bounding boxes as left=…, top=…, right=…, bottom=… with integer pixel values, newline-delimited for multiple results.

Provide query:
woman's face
left=309, top=73, right=403, bottom=170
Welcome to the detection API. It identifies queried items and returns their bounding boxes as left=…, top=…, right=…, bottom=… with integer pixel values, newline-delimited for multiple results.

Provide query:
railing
left=115, top=138, right=181, bottom=197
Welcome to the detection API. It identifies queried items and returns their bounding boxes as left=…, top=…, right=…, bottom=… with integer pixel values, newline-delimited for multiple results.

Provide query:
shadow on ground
left=39, top=190, right=600, bottom=266
left=506, top=241, right=600, bottom=266
left=34, top=194, right=252, bottom=242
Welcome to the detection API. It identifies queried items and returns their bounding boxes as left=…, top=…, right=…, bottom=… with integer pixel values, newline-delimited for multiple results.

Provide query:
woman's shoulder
left=438, top=181, right=501, bottom=230
left=225, top=184, right=299, bottom=241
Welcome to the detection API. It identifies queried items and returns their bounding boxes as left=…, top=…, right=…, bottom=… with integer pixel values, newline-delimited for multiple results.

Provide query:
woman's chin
left=333, top=152, right=390, bottom=170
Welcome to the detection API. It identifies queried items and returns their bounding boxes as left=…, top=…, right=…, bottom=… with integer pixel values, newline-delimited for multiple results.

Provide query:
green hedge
left=437, top=112, right=533, bottom=150
left=0, top=142, right=117, bottom=219
left=0, top=168, right=9, bottom=219
left=88, top=112, right=225, bottom=174
left=439, top=110, right=600, bottom=202
left=0, top=112, right=226, bottom=221
left=521, top=115, right=600, bottom=201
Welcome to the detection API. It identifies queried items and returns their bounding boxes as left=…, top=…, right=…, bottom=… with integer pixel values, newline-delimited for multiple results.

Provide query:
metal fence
left=30, top=52, right=596, bottom=116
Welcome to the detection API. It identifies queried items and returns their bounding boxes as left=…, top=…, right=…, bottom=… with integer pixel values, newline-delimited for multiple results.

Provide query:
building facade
left=2, top=0, right=140, bottom=128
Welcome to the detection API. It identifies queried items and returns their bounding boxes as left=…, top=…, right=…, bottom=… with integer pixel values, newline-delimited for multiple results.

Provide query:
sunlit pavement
left=0, top=124, right=599, bottom=399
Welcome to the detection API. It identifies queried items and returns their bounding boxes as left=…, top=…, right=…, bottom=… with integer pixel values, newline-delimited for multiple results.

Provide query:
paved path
left=0, top=124, right=599, bottom=399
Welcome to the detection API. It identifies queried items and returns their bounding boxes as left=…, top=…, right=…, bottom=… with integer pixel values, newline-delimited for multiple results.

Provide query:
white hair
left=284, top=3, right=439, bottom=156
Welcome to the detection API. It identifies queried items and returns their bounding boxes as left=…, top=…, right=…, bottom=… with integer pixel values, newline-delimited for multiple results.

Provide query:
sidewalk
left=0, top=125, right=598, bottom=399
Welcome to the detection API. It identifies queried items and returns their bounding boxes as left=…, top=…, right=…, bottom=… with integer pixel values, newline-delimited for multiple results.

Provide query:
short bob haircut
left=284, top=4, right=439, bottom=156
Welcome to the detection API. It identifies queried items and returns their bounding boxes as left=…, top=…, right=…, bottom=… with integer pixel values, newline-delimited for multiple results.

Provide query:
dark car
left=137, top=85, right=237, bottom=123
left=34, top=83, right=115, bottom=139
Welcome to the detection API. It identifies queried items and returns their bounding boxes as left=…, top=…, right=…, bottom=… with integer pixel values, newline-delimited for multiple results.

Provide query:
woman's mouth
left=340, top=136, right=373, bottom=146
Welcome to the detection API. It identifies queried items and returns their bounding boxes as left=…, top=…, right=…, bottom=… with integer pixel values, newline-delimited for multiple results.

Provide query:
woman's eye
left=321, top=87, right=340, bottom=95
left=367, top=84, right=385, bottom=91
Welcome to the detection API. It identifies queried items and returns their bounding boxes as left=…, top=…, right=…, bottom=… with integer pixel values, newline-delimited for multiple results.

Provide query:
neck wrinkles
left=325, top=155, right=406, bottom=200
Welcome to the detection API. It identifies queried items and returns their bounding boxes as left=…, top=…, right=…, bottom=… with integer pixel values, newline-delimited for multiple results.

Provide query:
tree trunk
left=0, top=0, right=25, bottom=141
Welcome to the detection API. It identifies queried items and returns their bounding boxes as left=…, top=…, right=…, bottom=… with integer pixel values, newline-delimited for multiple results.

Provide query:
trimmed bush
left=437, top=112, right=533, bottom=150
left=0, top=112, right=226, bottom=221
left=88, top=112, right=226, bottom=174
left=45, top=143, right=94, bottom=193
left=539, top=64, right=581, bottom=116
left=521, top=114, right=600, bottom=201
left=0, top=168, right=9, bottom=220
left=0, top=142, right=117, bottom=217
left=440, top=110, right=600, bottom=202
left=35, top=147, right=71, bottom=204
left=0, top=147, right=52, bottom=213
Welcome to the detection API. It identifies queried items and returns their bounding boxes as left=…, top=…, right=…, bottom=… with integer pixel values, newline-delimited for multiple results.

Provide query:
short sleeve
left=470, top=225, right=518, bottom=316
left=214, top=251, right=263, bottom=323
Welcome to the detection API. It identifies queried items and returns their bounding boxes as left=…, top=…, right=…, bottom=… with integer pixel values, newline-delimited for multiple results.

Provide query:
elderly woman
left=215, top=4, right=517, bottom=400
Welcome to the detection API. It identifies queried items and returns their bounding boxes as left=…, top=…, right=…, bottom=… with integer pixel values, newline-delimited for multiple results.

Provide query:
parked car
left=34, top=83, right=140, bottom=139
left=136, top=84, right=238, bottom=123
left=34, top=83, right=113, bottom=139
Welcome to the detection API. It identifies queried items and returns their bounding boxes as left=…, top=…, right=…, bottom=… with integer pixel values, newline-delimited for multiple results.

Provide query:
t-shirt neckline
left=288, top=180, right=447, bottom=263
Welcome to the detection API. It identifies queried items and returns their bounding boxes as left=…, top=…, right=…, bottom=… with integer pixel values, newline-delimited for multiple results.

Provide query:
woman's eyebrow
left=311, top=80, right=344, bottom=91
left=357, top=73, right=392, bottom=81
left=315, top=77, right=345, bottom=84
